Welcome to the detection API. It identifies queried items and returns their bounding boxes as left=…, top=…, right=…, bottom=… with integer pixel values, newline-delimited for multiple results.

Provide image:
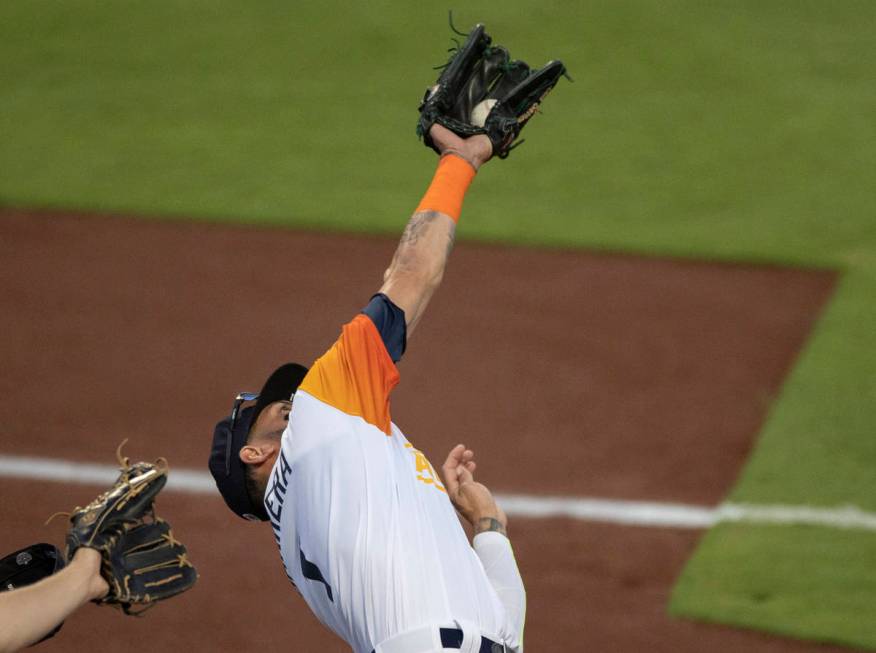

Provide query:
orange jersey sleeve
left=299, top=314, right=400, bottom=435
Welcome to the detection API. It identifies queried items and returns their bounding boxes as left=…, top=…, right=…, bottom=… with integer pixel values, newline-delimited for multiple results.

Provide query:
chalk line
left=2, top=454, right=875, bottom=532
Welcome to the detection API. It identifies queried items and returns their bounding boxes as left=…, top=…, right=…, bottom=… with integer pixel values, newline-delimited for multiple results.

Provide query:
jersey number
left=405, top=443, right=446, bottom=493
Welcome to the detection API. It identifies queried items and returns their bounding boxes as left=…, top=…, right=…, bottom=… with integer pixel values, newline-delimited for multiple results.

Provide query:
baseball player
left=209, top=124, right=525, bottom=653
left=208, top=22, right=566, bottom=652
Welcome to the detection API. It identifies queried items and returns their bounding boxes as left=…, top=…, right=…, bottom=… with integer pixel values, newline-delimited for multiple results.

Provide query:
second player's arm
left=379, top=125, right=492, bottom=336
left=0, top=549, right=107, bottom=653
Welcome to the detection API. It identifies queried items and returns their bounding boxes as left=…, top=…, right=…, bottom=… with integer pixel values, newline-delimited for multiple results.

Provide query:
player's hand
left=428, top=125, right=493, bottom=171
left=440, top=444, right=507, bottom=535
left=73, top=548, right=110, bottom=601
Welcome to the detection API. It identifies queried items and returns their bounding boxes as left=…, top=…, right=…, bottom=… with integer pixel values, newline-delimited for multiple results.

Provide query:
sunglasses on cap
left=223, top=390, right=298, bottom=475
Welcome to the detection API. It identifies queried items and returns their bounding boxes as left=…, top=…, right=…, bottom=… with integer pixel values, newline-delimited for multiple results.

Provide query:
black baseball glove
left=97, top=517, right=195, bottom=614
left=417, top=19, right=568, bottom=158
left=57, top=443, right=197, bottom=614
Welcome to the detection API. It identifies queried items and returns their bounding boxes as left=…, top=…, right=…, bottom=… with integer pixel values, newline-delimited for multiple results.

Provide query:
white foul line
left=2, top=454, right=875, bottom=532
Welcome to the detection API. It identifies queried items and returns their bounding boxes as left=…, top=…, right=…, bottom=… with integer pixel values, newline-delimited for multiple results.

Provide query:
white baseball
left=470, top=99, right=497, bottom=127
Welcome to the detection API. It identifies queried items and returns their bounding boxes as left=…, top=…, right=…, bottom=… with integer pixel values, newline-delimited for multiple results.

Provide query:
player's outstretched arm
left=0, top=549, right=107, bottom=653
left=379, top=125, right=492, bottom=336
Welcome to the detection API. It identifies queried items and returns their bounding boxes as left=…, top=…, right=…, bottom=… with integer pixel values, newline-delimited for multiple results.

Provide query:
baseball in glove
left=50, top=442, right=197, bottom=614
left=417, top=16, right=569, bottom=158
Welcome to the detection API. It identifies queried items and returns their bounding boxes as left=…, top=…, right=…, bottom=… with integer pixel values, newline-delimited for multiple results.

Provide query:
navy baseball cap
left=209, top=363, right=309, bottom=522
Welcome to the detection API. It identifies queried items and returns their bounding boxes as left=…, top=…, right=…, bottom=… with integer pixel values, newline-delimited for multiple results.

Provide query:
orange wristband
left=414, top=154, right=476, bottom=223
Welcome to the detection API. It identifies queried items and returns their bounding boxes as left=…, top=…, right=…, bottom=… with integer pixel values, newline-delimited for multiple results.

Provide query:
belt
left=371, top=626, right=507, bottom=653
left=439, top=627, right=506, bottom=652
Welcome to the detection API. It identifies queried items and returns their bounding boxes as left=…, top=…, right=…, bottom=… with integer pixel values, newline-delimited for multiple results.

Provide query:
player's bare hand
left=428, top=125, right=493, bottom=171
left=73, top=548, right=109, bottom=601
left=440, top=444, right=507, bottom=535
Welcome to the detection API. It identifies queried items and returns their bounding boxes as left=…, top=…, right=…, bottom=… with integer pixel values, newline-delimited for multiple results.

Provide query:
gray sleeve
left=473, top=532, right=526, bottom=651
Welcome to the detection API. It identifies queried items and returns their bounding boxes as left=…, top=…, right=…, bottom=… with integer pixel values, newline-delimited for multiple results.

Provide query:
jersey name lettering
left=265, top=450, right=292, bottom=527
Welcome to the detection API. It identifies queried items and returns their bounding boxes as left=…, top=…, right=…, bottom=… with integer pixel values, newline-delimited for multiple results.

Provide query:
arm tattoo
left=445, top=226, right=456, bottom=256
left=474, top=517, right=507, bottom=537
left=390, top=211, right=455, bottom=274
left=398, top=212, right=437, bottom=247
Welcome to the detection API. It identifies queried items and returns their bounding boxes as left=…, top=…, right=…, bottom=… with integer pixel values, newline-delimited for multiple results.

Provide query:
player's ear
left=239, top=443, right=276, bottom=465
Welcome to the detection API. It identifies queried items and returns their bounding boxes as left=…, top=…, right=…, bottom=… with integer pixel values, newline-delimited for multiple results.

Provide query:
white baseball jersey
left=262, top=314, right=523, bottom=652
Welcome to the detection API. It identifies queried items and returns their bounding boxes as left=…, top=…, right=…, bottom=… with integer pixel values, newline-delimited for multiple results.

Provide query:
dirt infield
left=0, top=209, right=845, bottom=652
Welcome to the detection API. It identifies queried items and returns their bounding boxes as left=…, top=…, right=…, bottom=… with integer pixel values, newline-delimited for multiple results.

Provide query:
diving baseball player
left=208, top=23, right=566, bottom=653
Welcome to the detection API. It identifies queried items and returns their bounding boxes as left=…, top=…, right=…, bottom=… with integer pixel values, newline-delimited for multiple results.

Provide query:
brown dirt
left=0, top=208, right=844, bottom=652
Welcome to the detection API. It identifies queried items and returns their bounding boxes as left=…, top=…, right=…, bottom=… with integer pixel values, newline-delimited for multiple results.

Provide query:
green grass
left=2, top=1, right=874, bottom=266
left=2, top=0, right=876, bottom=647
left=671, top=524, right=876, bottom=650
left=730, top=269, right=876, bottom=511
